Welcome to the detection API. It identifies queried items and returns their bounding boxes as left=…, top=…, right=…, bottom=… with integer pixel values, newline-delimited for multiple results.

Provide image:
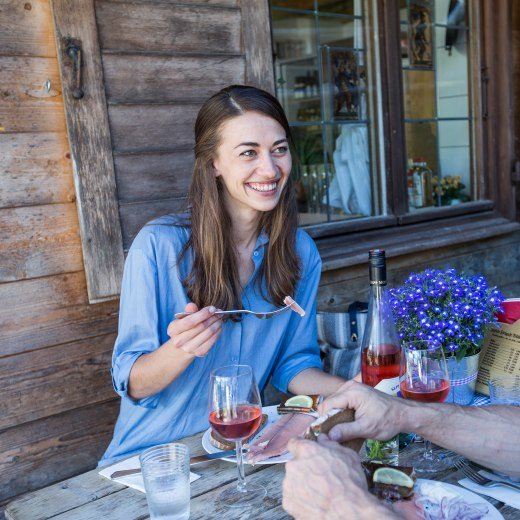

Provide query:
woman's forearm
left=127, top=340, right=195, bottom=399
left=288, top=368, right=345, bottom=398
left=400, top=400, right=520, bottom=476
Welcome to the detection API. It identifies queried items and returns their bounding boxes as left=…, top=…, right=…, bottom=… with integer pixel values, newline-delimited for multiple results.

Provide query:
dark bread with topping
left=362, top=461, right=416, bottom=500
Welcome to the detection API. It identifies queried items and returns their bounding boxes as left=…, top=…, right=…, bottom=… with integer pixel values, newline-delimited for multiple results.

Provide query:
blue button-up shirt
left=99, top=214, right=323, bottom=466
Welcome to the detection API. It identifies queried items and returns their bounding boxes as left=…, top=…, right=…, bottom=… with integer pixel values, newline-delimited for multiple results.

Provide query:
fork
left=175, top=296, right=305, bottom=320
left=455, top=460, right=520, bottom=492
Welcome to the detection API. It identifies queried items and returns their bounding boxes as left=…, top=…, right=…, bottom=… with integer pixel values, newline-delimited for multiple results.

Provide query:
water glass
left=140, top=443, right=190, bottom=520
left=488, top=376, right=520, bottom=405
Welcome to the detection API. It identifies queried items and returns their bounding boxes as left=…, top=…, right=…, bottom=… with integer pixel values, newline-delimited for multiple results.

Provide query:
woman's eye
left=273, top=146, right=288, bottom=154
left=241, top=149, right=256, bottom=157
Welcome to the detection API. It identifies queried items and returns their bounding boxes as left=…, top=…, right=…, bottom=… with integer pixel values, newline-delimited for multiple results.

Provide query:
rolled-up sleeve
left=111, top=247, right=162, bottom=409
left=271, top=239, right=323, bottom=392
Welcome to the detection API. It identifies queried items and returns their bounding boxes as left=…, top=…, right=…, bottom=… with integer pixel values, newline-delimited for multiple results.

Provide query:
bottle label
left=374, top=376, right=400, bottom=396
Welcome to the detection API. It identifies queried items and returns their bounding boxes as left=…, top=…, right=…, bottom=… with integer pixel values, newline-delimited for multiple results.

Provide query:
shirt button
left=253, top=251, right=258, bottom=257
left=232, top=356, right=238, bottom=363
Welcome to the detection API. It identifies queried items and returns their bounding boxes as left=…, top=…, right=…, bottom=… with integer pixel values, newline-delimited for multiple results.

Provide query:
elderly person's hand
left=282, top=436, right=397, bottom=520
left=166, top=303, right=222, bottom=358
left=318, top=380, right=405, bottom=444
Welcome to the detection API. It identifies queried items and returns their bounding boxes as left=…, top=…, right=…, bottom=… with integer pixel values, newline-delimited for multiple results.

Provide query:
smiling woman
left=99, top=85, right=347, bottom=467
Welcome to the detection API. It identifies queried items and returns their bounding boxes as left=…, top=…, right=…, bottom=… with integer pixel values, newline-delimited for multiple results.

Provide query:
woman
left=100, top=85, right=345, bottom=466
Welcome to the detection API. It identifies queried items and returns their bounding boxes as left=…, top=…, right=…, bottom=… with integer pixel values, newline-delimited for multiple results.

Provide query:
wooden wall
left=1, top=0, right=520, bottom=509
left=514, top=0, right=520, bottom=216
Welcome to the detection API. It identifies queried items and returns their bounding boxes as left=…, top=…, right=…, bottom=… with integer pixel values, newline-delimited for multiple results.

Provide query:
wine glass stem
left=423, top=439, right=434, bottom=460
left=235, top=440, right=246, bottom=492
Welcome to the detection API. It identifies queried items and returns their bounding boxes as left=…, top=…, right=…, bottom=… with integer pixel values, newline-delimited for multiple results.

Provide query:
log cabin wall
left=1, top=0, right=520, bottom=507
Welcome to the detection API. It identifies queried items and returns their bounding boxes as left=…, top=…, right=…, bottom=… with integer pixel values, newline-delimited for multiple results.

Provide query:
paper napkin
left=99, top=454, right=201, bottom=493
left=459, top=469, right=520, bottom=510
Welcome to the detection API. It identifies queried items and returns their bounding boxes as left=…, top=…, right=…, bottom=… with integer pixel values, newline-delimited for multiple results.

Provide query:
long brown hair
left=183, top=85, right=301, bottom=310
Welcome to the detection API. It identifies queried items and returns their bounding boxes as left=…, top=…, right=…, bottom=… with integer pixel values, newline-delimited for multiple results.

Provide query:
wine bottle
left=361, top=249, right=401, bottom=465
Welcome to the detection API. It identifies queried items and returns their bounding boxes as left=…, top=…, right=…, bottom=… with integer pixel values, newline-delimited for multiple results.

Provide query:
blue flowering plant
left=389, top=268, right=504, bottom=361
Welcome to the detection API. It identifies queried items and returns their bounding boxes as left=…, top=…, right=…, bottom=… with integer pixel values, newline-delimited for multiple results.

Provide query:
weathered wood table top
left=5, top=432, right=518, bottom=520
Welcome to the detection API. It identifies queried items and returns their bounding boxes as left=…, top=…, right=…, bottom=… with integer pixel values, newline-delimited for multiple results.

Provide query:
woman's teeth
left=248, top=182, right=277, bottom=192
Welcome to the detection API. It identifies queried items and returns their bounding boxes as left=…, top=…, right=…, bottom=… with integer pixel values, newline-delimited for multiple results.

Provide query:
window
left=269, top=0, right=504, bottom=239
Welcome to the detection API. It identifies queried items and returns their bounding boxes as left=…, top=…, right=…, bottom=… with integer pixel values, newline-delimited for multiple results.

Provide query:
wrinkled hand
left=166, top=303, right=222, bottom=357
left=283, top=437, right=390, bottom=520
left=318, top=380, right=403, bottom=443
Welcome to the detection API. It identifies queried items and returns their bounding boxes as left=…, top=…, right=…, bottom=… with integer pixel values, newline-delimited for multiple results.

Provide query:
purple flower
left=389, top=268, right=504, bottom=361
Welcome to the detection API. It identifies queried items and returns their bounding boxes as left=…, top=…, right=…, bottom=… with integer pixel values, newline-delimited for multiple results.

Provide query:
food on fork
left=210, top=414, right=268, bottom=450
left=283, top=296, right=305, bottom=317
left=304, top=408, right=365, bottom=453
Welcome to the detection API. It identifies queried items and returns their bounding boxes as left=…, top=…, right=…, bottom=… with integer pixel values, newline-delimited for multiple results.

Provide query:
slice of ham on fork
left=246, top=413, right=315, bottom=463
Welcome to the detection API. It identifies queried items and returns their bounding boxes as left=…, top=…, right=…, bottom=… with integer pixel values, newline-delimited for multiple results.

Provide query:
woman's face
left=213, top=111, right=292, bottom=217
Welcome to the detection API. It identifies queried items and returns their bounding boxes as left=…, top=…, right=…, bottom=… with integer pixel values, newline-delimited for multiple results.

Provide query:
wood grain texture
left=95, top=1, right=241, bottom=54
left=241, top=0, right=275, bottom=93
left=51, top=0, right=125, bottom=302
left=0, top=132, right=74, bottom=208
left=119, top=198, right=187, bottom=249
left=0, top=203, right=83, bottom=281
left=99, top=0, right=237, bottom=4
left=114, top=151, right=193, bottom=203
left=108, top=103, right=200, bottom=153
left=0, top=400, right=119, bottom=504
left=0, top=56, right=67, bottom=133
left=102, top=54, right=245, bottom=103
left=0, top=333, right=115, bottom=430
left=0, top=0, right=56, bottom=57
left=0, top=272, right=119, bottom=357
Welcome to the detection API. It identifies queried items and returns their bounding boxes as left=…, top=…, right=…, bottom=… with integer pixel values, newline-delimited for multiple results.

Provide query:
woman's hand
left=167, top=302, right=222, bottom=358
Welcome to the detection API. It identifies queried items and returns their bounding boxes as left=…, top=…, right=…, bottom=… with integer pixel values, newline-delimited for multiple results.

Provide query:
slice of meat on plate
left=246, top=413, right=315, bottom=463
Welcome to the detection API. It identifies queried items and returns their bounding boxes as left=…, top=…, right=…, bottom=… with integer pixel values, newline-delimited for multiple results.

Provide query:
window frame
left=268, top=0, right=517, bottom=247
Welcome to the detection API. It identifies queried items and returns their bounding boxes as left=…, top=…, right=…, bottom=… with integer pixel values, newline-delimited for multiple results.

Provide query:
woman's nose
left=257, top=152, right=278, bottom=176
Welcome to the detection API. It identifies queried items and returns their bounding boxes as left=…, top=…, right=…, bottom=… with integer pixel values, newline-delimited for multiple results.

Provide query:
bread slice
left=362, top=461, right=416, bottom=500
left=304, top=408, right=364, bottom=453
left=210, top=413, right=268, bottom=450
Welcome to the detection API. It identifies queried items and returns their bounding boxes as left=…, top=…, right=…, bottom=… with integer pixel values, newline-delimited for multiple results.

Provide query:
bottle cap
left=368, top=250, right=387, bottom=285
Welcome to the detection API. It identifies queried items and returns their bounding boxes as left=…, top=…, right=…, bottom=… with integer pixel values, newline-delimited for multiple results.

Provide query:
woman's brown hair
left=183, top=85, right=301, bottom=310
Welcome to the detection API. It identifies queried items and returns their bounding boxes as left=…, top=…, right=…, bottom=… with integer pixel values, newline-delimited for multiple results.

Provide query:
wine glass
left=399, top=340, right=451, bottom=474
left=208, top=364, right=266, bottom=507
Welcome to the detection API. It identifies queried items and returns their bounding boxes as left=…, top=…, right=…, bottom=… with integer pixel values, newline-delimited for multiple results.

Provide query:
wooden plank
left=0, top=272, right=119, bottom=357
left=95, top=1, right=241, bottom=54
left=103, top=54, right=245, bottom=103
left=100, top=0, right=237, bottom=5
left=114, top=151, right=193, bottom=203
left=241, top=0, right=275, bottom=94
left=0, top=333, right=116, bottom=431
left=0, top=400, right=119, bottom=504
left=119, top=198, right=187, bottom=249
left=50, top=0, right=125, bottom=302
left=0, top=0, right=56, bottom=57
left=108, top=104, right=200, bottom=153
left=0, top=56, right=67, bottom=133
left=0, top=132, right=74, bottom=208
left=0, top=203, right=83, bottom=282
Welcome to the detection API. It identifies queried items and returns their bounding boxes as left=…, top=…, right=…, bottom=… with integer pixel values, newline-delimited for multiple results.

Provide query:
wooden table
left=5, top=432, right=517, bottom=520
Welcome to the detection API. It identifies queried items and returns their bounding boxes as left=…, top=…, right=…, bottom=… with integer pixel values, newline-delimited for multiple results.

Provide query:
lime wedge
left=373, top=467, right=414, bottom=488
left=285, top=395, right=313, bottom=408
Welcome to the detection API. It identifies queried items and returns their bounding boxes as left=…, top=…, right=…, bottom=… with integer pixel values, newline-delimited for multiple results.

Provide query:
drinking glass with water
left=140, top=443, right=190, bottom=520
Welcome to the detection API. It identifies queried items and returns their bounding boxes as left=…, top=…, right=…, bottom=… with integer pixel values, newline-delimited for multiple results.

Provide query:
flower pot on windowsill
left=445, top=352, right=480, bottom=405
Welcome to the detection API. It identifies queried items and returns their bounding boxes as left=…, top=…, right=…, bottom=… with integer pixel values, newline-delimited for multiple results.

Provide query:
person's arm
left=283, top=436, right=400, bottom=520
left=288, top=367, right=345, bottom=397
left=128, top=303, right=222, bottom=399
left=320, top=380, right=520, bottom=477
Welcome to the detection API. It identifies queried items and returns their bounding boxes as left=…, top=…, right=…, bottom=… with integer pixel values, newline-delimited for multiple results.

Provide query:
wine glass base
left=218, top=483, right=267, bottom=508
left=399, top=442, right=462, bottom=476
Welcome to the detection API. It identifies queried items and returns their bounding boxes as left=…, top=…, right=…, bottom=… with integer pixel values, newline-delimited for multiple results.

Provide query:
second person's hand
left=167, top=303, right=222, bottom=358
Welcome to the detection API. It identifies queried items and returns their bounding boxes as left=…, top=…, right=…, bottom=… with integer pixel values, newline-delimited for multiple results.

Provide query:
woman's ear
left=212, top=162, right=221, bottom=178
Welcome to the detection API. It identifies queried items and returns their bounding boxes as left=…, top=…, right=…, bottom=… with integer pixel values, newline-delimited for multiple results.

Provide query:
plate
left=415, top=479, right=503, bottom=519
left=201, top=405, right=293, bottom=465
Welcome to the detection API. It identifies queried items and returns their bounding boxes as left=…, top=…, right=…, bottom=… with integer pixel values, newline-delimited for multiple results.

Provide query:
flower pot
left=445, top=353, right=480, bottom=405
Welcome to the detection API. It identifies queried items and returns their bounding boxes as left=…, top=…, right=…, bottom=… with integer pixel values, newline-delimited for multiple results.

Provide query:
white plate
left=416, top=479, right=503, bottom=519
left=201, top=405, right=293, bottom=465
